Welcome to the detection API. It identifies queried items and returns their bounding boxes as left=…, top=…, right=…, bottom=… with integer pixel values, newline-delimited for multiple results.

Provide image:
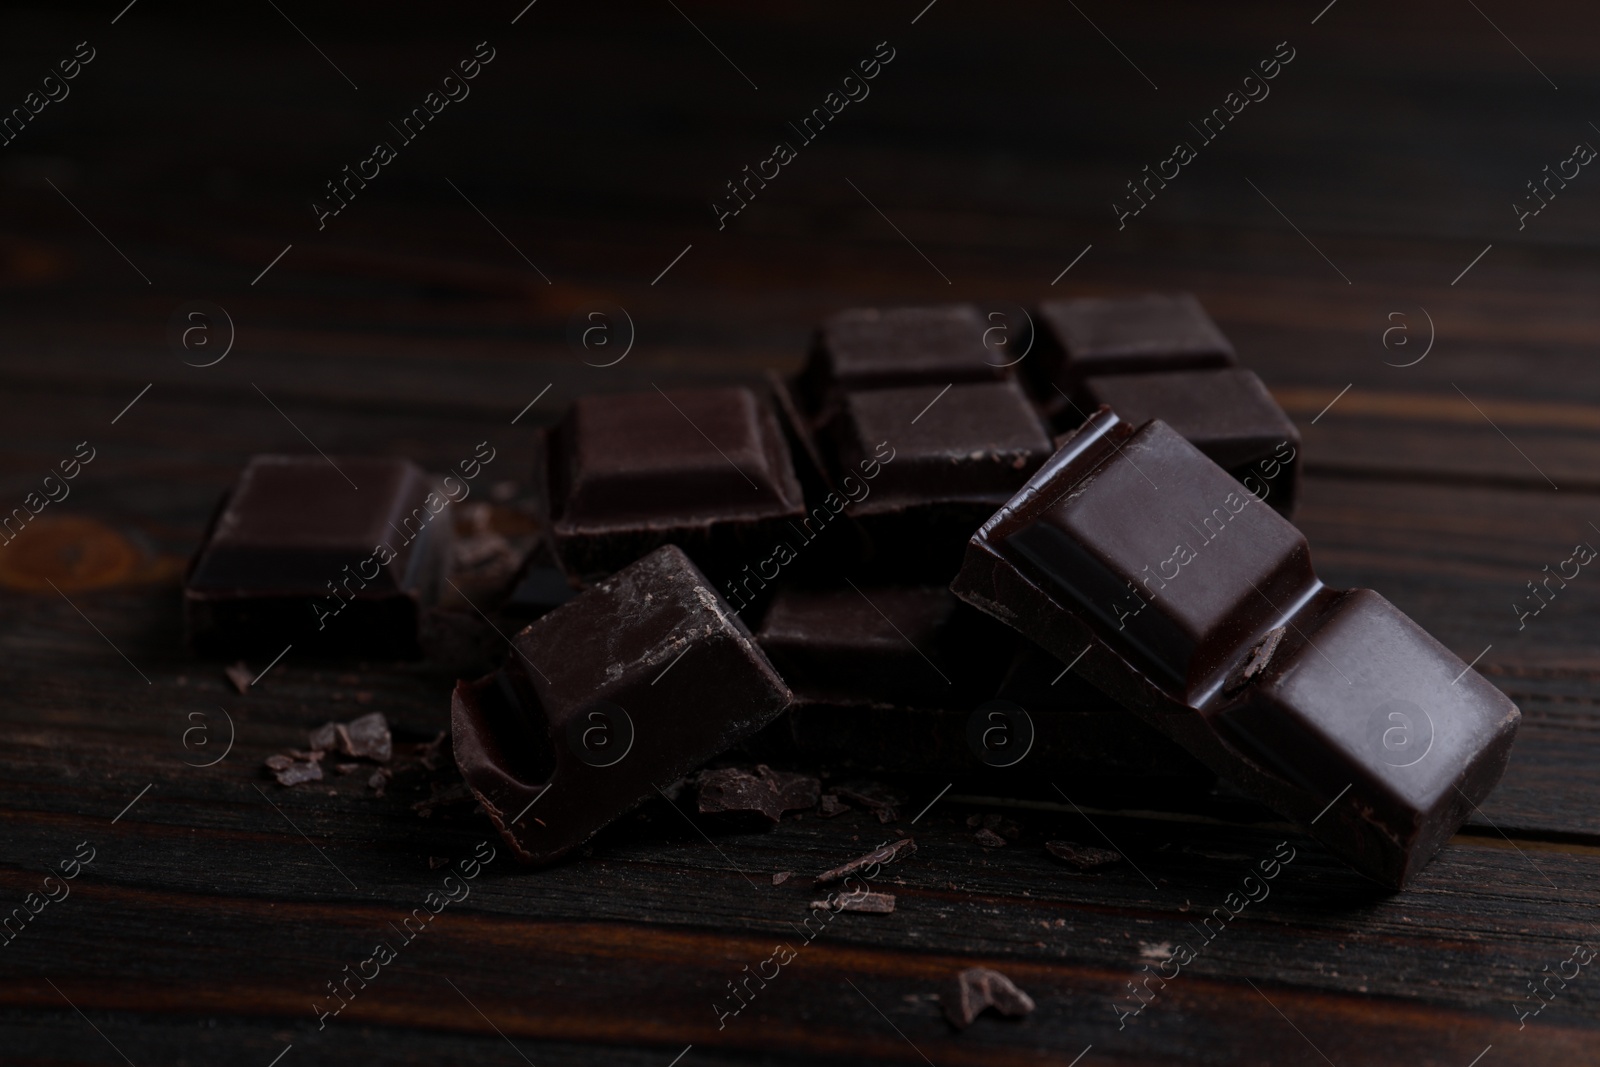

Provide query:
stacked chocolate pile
left=184, top=294, right=1521, bottom=888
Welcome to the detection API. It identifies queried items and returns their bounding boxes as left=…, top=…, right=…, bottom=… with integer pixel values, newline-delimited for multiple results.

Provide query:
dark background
left=2, top=1, right=1598, bottom=1065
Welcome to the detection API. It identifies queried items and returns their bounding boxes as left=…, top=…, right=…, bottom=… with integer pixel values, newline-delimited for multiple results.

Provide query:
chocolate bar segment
left=185, top=454, right=449, bottom=657
left=818, top=379, right=1054, bottom=578
left=1077, top=368, right=1301, bottom=515
left=800, top=305, right=1007, bottom=407
left=952, top=410, right=1520, bottom=887
left=1032, top=293, right=1235, bottom=391
left=451, top=545, right=793, bottom=865
left=543, top=386, right=806, bottom=579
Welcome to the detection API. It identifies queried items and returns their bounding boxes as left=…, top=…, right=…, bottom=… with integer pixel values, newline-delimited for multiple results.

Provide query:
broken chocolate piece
left=944, top=968, right=1036, bottom=1029
left=815, top=838, right=916, bottom=885
left=974, top=828, right=1007, bottom=848
left=818, top=794, right=850, bottom=817
left=813, top=890, right=896, bottom=914
left=451, top=545, right=793, bottom=865
left=265, top=755, right=323, bottom=787
left=773, top=871, right=793, bottom=886
left=951, top=409, right=1522, bottom=887
left=1032, top=293, right=1235, bottom=391
left=1045, top=841, right=1123, bottom=870
left=308, top=712, right=392, bottom=763
left=696, top=765, right=821, bottom=822
left=184, top=455, right=450, bottom=657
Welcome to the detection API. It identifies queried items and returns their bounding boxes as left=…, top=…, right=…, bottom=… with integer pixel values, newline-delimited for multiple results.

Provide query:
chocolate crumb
left=309, top=712, right=392, bottom=763
left=974, top=828, right=1007, bottom=848
left=335, top=762, right=362, bottom=775
left=696, top=765, right=821, bottom=822
left=225, top=662, right=251, bottom=695
left=818, top=794, right=850, bottom=818
left=944, top=967, right=1035, bottom=1029
left=1224, top=625, right=1288, bottom=695
left=812, top=890, right=896, bottom=914
left=268, top=758, right=323, bottom=787
left=815, top=838, right=916, bottom=885
left=1045, top=840, right=1124, bottom=870
left=773, top=872, right=792, bottom=886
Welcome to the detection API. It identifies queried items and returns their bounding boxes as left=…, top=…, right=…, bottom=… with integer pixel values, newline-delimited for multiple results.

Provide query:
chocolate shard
left=1045, top=840, right=1124, bottom=870
left=540, top=387, right=806, bottom=581
left=951, top=408, right=1522, bottom=888
left=1074, top=368, right=1302, bottom=515
left=812, top=890, right=896, bottom=914
left=815, top=838, right=916, bottom=885
left=696, top=765, right=821, bottom=822
left=184, top=455, right=451, bottom=657
left=944, top=967, right=1036, bottom=1029
left=451, top=545, right=794, bottom=865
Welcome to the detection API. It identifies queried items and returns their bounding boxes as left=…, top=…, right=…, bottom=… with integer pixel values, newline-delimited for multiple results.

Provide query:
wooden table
left=2, top=1, right=1598, bottom=1063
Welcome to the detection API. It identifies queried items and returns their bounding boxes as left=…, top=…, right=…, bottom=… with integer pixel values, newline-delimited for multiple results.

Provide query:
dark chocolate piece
left=450, top=545, right=793, bottom=865
left=1076, top=368, right=1301, bottom=515
left=974, top=828, right=1007, bottom=847
left=800, top=305, right=1008, bottom=407
left=1032, top=293, right=1235, bottom=393
left=185, top=455, right=450, bottom=657
left=815, top=838, right=916, bottom=885
left=542, top=387, right=806, bottom=580
left=944, top=968, right=1036, bottom=1029
left=819, top=379, right=1055, bottom=577
left=696, top=765, right=820, bottom=822
left=308, top=712, right=392, bottom=762
left=1044, top=840, right=1123, bottom=870
left=756, top=585, right=1014, bottom=706
left=951, top=409, right=1522, bottom=888
left=773, top=871, right=793, bottom=885
left=813, top=890, right=895, bottom=913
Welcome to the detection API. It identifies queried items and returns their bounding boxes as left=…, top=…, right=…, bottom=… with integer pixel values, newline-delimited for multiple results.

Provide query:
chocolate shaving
left=225, top=661, right=251, bottom=695
left=696, top=765, right=821, bottom=822
left=1045, top=840, right=1123, bottom=870
left=812, top=890, right=896, bottom=914
left=944, top=967, right=1035, bottom=1029
left=1224, top=625, right=1287, bottom=695
left=815, top=838, right=916, bottom=885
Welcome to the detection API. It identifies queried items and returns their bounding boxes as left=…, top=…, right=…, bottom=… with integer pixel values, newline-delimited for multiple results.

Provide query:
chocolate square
left=185, top=454, right=449, bottom=657
left=1078, top=369, right=1301, bottom=514
left=451, top=545, right=793, bottom=864
left=1031, top=293, right=1235, bottom=398
left=544, top=386, right=806, bottom=579
left=800, top=305, right=1007, bottom=407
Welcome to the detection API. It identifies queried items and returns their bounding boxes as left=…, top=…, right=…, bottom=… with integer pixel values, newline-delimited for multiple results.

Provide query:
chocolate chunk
left=952, top=409, right=1522, bottom=887
left=773, top=871, right=793, bottom=886
left=185, top=455, right=450, bottom=658
left=1033, top=293, right=1235, bottom=390
left=816, top=379, right=1054, bottom=578
left=818, top=794, right=850, bottom=817
left=266, top=755, right=323, bottom=786
left=974, top=828, right=1007, bottom=848
left=813, top=890, right=896, bottom=914
left=541, top=387, right=806, bottom=580
left=944, top=968, right=1036, bottom=1029
left=1076, top=368, right=1301, bottom=515
left=815, top=838, right=916, bottom=885
left=696, top=765, right=821, bottom=822
left=800, top=305, right=1008, bottom=406
left=308, top=712, right=392, bottom=763
left=756, top=585, right=1013, bottom=706
left=451, top=545, right=793, bottom=865
left=1045, top=840, right=1123, bottom=869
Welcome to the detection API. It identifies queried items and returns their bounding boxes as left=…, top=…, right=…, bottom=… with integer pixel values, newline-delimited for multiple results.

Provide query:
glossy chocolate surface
left=952, top=410, right=1521, bottom=887
left=1077, top=368, right=1300, bottom=514
left=451, top=545, right=793, bottom=865
left=543, top=386, right=806, bottom=578
left=185, top=454, right=447, bottom=656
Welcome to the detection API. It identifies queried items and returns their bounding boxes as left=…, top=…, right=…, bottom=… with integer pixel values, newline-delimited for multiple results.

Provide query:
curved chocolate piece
left=451, top=545, right=793, bottom=865
left=951, top=409, right=1521, bottom=888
